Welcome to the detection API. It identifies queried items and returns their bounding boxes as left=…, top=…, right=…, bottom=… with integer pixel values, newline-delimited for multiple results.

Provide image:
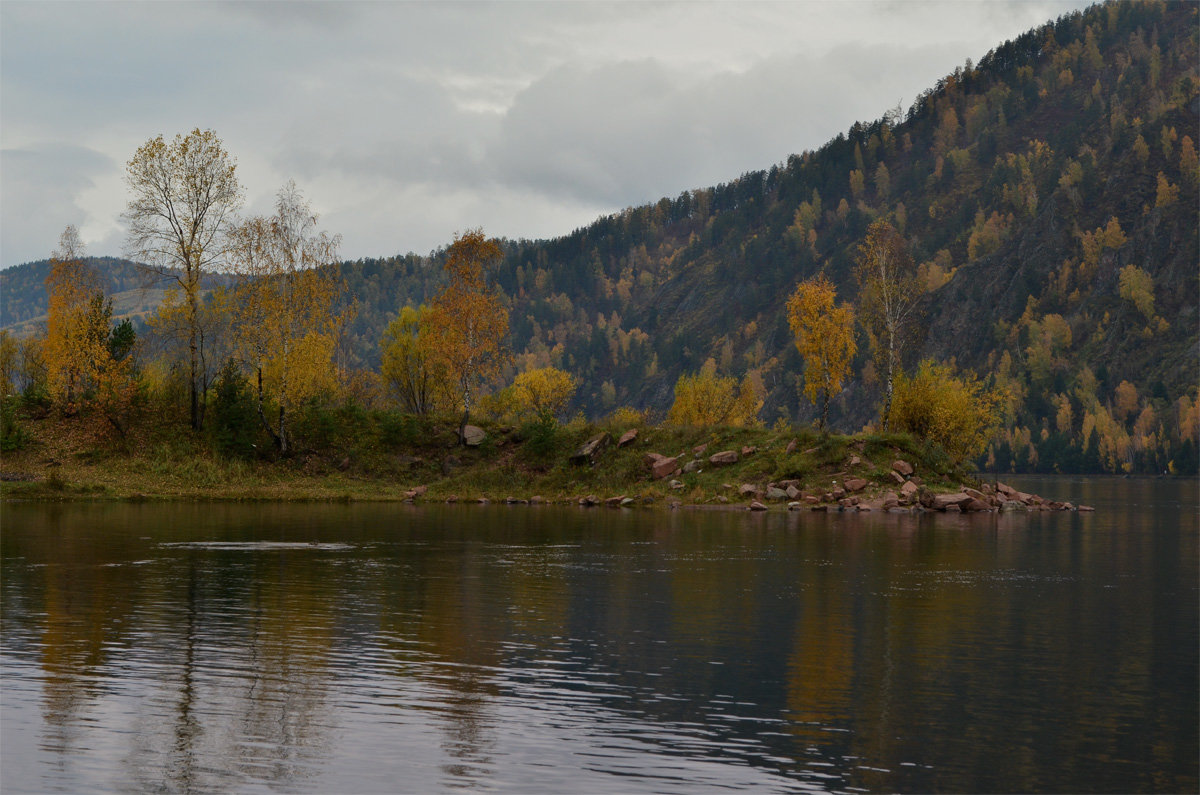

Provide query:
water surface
left=2, top=477, right=1196, bottom=793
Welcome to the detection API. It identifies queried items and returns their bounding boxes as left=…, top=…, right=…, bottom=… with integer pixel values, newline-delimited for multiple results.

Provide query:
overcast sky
left=1, top=0, right=1090, bottom=268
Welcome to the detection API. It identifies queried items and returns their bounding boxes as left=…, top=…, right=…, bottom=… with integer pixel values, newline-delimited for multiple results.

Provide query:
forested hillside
left=449, top=0, right=1196, bottom=473
left=3, top=0, right=1196, bottom=474
left=410, top=0, right=1190, bottom=473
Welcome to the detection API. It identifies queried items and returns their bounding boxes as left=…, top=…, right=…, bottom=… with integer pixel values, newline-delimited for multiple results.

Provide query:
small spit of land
left=0, top=413, right=1087, bottom=512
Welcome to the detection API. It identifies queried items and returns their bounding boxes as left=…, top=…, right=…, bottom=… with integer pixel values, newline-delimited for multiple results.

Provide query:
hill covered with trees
left=3, top=0, right=1196, bottom=475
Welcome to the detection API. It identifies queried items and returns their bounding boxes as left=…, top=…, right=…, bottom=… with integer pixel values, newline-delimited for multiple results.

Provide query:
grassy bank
left=0, top=408, right=966, bottom=507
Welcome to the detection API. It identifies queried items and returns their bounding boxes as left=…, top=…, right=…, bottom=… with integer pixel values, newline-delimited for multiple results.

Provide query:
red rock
left=652, top=457, right=678, bottom=479
left=844, top=477, right=868, bottom=493
left=748, top=501, right=767, bottom=511
left=892, top=459, right=914, bottom=476
left=708, top=450, right=739, bottom=466
left=932, top=493, right=973, bottom=511
left=738, top=483, right=759, bottom=497
left=618, top=429, right=638, bottom=447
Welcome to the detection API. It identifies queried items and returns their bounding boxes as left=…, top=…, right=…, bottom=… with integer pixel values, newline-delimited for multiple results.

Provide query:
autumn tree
left=43, top=226, right=105, bottom=413
left=854, top=220, right=922, bottom=429
left=1118, top=264, right=1157, bottom=321
left=124, top=129, right=243, bottom=430
left=425, top=229, right=510, bottom=443
left=508, top=367, right=576, bottom=423
left=667, top=359, right=762, bottom=428
left=786, top=274, right=857, bottom=432
left=380, top=304, right=449, bottom=415
left=229, top=181, right=346, bottom=454
left=890, top=360, right=1001, bottom=464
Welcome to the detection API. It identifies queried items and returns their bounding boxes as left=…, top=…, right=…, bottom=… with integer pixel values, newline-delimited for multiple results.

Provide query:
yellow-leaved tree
left=508, top=367, right=576, bottom=423
left=229, top=181, right=347, bottom=454
left=889, top=360, right=1001, bottom=464
left=43, top=226, right=106, bottom=414
left=380, top=304, right=451, bottom=415
left=124, top=129, right=243, bottom=430
left=425, top=229, right=510, bottom=443
left=42, top=226, right=140, bottom=434
left=786, top=274, right=857, bottom=431
left=667, top=359, right=762, bottom=427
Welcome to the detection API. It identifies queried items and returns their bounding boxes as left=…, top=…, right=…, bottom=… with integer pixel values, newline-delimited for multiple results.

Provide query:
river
left=1, top=476, right=1196, bottom=793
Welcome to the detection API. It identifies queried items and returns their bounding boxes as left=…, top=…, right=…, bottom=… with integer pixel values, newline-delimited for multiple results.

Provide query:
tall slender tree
left=43, top=226, right=104, bottom=414
left=229, top=181, right=345, bottom=454
left=854, top=220, right=922, bottom=429
left=124, top=129, right=242, bottom=430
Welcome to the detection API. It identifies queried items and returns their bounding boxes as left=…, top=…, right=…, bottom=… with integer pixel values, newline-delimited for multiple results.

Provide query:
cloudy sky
left=1, top=0, right=1089, bottom=268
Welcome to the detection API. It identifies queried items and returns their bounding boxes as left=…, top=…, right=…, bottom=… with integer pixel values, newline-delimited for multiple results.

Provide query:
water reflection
left=2, top=484, right=1196, bottom=793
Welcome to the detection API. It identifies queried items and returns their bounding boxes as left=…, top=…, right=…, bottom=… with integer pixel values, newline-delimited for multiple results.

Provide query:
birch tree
left=43, top=226, right=104, bottom=413
left=229, top=181, right=345, bottom=454
left=124, top=129, right=242, bottom=430
left=854, top=220, right=922, bottom=429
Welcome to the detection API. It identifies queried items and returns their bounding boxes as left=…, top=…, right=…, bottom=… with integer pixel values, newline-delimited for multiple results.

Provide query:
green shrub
left=210, top=360, right=260, bottom=459
left=0, top=396, right=28, bottom=451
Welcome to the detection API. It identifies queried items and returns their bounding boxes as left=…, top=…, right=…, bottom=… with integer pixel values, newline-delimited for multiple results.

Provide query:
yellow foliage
left=1113, top=380, right=1139, bottom=423
left=381, top=305, right=452, bottom=415
left=1155, top=172, right=1178, bottom=207
left=667, top=360, right=762, bottom=428
left=1118, top=264, right=1156, bottom=320
left=508, top=367, right=577, bottom=422
left=43, top=227, right=106, bottom=412
left=607, top=406, right=648, bottom=428
left=426, top=229, right=510, bottom=421
left=228, top=182, right=347, bottom=452
left=786, top=274, right=856, bottom=430
left=1180, top=135, right=1199, bottom=187
left=849, top=169, right=865, bottom=199
left=889, top=360, right=1001, bottom=464
left=966, top=210, right=1012, bottom=260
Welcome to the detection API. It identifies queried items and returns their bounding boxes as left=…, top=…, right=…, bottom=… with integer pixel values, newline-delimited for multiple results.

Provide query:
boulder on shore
left=651, top=456, right=679, bottom=479
left=570, top=432, right=611, bottom=465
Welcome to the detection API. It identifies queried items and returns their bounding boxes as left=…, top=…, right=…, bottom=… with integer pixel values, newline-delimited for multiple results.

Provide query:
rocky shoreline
left=407, top=438, right=1094, bottom=514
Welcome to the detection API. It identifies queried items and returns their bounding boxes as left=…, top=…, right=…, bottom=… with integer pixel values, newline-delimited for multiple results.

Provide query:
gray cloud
left=0, top=144, right=115, bottom=264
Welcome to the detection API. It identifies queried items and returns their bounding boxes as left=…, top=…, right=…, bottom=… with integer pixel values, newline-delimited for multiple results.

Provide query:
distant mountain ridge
left=0, top=258, right=229, bottom=334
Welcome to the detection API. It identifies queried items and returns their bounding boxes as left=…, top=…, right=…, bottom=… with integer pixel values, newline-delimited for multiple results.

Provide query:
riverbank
left=0, top=412, right=1085, bottom=511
